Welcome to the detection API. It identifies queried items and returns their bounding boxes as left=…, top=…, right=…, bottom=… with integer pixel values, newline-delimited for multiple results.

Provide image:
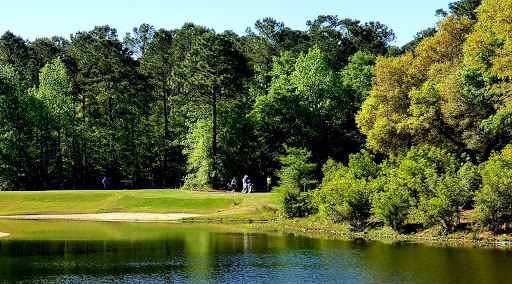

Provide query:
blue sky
left=2, top=0, right=452, bottom=47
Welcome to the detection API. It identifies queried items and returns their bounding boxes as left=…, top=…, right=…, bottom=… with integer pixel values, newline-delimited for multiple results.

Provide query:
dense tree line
left=0, top=12, right=396, bottom=191
left=3, top=0, right=509, bottom=232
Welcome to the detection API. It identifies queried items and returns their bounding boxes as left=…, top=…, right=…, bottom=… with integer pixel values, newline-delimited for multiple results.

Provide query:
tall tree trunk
left=83, top=97, right=90, bottom=190
left=131, top=121, right=136, bottom=182
left=58, top=128, right=63, bottom=190
left=211, top=90, right=218, bottom=189
left=71, top=109, right=77, bottom=190
left=107, top=89, right=115, bottom=183
left=163, top=84, right=169, bottom=188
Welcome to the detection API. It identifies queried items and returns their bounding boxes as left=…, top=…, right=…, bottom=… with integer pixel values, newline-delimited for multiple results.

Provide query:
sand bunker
left=0, top=213, right=200, bottom=222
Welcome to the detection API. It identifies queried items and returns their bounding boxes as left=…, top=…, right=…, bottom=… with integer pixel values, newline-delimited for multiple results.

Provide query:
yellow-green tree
left=356, top=15, right=474, bottom=155
left=36, top=57, right=73, bottom=189
left=463, top=0, right=512, bottom=136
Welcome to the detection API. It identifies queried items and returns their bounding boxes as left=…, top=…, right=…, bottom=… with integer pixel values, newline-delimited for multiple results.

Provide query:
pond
left=0, top=219, right=511, bottom=283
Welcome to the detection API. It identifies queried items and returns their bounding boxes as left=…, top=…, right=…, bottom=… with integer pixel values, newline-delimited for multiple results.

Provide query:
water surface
left=0, top=220, right=511, bottom=283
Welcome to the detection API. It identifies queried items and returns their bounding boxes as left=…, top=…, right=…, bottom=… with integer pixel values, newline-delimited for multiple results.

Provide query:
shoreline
left=245, top=219, right=512, bottom=248
left=1, top=212, right=511, bottom=248
left=0, top=213, right=201, bottom=222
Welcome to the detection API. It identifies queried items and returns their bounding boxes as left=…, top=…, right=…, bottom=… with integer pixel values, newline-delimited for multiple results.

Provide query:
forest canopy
left=0, top=11, right=399, bottom=191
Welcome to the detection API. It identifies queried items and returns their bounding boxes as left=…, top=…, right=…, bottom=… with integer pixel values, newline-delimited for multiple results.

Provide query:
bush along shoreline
left=269, top=145, right=512, bottom=247
left=242, top=211, right=512, bottom=248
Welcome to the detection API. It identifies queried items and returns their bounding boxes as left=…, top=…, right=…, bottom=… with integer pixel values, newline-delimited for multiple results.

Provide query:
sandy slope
left=0, top=213, right=201, bottom=222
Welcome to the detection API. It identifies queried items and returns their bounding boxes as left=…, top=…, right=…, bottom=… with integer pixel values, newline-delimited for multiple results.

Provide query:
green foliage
left=417, top=161, right=478, bottom=230
left=182, top=30, right=251, bottom=189
left=369, top=146, right=477, bottom=231
left=347, top=149, right=380, bottom=179
left=0, top=32, right=29, bottom=84
left=241, top=17, right=285, bottom=95
left=139, top=27, right=184, bottom=188
left=37, top=57, right=73, bottom=130
left=181, top=98, right=253, bottom=191
left=475, top=145, right=512, bottom=231
left=276, top=145, right=317, bottom=192
left=401, top=28, right=437, bottom=52
left=216, top=100, right=253, bottom=184
left=306, top=16, right=394, bottom=70
left=123, top=23, right=155, bottom=57
left=315, top=151, right=378, bottom=229
left=251, top=45, right=353, bottom=176
left=372, top=176, right=413, bottom=231
left=341, top=51, right=376, bottom=108
left=280, top=188, right=317, bottom=219
left=0, top=64, right=39, bottom=190
left=356, top=14, right=475, bottom=155
left=448, top=0, right=482, bottom=21
left=0, top=14, right=403, bottom=192
left=276, top=145, right=317, bottom=218
left=182, top=118, right=212, bottom=190
left=33, top=57, right=74, bottom=188
left=461, top=0, right=512, bottom=148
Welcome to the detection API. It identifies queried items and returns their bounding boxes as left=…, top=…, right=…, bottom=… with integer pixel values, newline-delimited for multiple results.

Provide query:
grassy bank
left=1, top=189, right=511, bottom=247
left=0, top=189, right=280, bottom=220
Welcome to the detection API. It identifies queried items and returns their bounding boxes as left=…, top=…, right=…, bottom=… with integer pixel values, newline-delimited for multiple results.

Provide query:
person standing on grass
left=267, top=175, right=272, bottom=191
left=243, top=175, right=248, bottom=193
left=102, top=177, right=109, bottom=189
left=230, top=177, right=237, bottom=193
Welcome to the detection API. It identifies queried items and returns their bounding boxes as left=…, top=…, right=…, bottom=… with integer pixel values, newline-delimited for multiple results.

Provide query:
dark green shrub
left=281, top=187, right=317, bottom=218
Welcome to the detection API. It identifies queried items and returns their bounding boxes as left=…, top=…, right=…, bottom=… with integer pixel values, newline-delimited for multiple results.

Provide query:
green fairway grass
left=0, top=189, right=279, bottom=220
